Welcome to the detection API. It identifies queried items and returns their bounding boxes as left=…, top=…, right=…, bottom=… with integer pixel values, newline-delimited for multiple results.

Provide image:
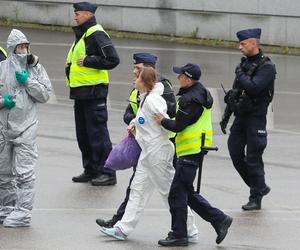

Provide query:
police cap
left=173, top=63, right=201, bottom=81
left=236, top=28, right=261, bottom=42
left=133, top=53, right=158, bottom=65
left=73, top=2, right=97, bottom=13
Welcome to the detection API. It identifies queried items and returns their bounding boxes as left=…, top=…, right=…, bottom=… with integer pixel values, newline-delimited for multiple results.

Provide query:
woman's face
left=15, top=43, right=29, bottom=54
left=134, top=74, right=145, bottom=92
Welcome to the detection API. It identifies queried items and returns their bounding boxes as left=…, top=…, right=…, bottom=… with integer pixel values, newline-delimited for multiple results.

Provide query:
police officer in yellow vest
left=66, top=2, right=120, bottom=185
left=123, top=53, right=176, bottom=125
left=155, top=63, right=232, bottom=247
left=0, top=46, right=7, bottom=62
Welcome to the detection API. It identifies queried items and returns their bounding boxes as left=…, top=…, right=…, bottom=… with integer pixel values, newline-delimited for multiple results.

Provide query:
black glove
left=219, top=118, right=228, bottom=134
left=224, top=89, right=239, bottom=104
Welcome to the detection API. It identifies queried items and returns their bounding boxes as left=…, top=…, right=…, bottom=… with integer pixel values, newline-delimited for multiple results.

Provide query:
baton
left=196, top=132, right=218, bottom=194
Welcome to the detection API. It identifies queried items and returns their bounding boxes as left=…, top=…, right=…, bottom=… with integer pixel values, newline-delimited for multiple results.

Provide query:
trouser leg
left=114, top=160, right=154, bottom=236
left=111, top=169, right=136, bottom=223
left=188, top=193, right=225, bottom=226
left=4, top=137, right=37, bottom=227
left=0, top=137, right=17, bottom=223
left=228, top=118, right=251, bottom=187
left=246, top=116, right=268, bottom=201
left=83, top=99, right=114, bottom=175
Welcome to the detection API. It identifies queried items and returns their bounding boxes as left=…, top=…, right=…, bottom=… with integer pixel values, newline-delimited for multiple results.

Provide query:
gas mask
left=27, top=54, right=39, bottom=67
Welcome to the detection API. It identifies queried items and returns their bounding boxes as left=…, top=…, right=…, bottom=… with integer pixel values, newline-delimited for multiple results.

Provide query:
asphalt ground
left=0, top=26, right=299, bottom=250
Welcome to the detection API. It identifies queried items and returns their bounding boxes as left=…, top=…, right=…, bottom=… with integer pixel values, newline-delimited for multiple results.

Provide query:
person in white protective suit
left=100, top=67, right=198, bottom=242
left=0, top=29, right=52, bottom=227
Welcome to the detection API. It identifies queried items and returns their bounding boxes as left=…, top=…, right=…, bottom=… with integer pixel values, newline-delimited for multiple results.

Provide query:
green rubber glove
left=4, top=94, right=16, bottom=109
left=15, top=69, right=29, bottom=85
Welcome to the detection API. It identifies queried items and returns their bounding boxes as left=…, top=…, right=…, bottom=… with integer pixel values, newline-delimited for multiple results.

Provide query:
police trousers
left=74, top=99, right=114, bottom=176
left=228, top=115, right=268, bottom=201
left=169, top=157, right=225, bottom=238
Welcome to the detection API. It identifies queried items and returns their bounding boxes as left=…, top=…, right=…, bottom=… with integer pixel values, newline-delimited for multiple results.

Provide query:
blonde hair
left=139, top=67, right=158, bottom=93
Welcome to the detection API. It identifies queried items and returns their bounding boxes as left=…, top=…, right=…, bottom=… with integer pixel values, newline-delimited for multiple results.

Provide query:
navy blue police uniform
left=68, top=2, right=120, bottom=185
left=227, top=28, right=276, bottom=210
left=158, top=64, right=232, bottom=247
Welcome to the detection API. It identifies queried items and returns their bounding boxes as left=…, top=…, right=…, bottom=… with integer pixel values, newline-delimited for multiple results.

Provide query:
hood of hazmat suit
left=0, top=29, right=52, bottom=136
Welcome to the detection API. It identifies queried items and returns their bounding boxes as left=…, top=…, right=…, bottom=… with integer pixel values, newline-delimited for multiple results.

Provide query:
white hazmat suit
left=0, top=29, right=52, bottom=227
left=113, top=82, right=198, bottom=237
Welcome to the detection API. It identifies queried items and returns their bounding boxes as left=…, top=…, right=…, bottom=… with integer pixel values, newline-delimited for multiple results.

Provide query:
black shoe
left=91, top=174, right=117, bottom=186
left=72, top=172, right=97, bottom=183
left=242, top=200, right=261, bottom=211
left=214, top=215, right=233, bottom=244
left=158, top=232, right=188, bottom=247
left=96, top=218, right=115, bottom=228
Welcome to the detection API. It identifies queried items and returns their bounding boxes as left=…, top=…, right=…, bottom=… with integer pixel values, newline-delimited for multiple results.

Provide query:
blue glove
left=4, top=94, right=16, bottom=109
left=15, top=69, right=29, bottom=85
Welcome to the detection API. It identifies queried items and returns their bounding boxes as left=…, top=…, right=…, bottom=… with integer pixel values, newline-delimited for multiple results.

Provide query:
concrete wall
left=1, top=0, right=300, bottom=47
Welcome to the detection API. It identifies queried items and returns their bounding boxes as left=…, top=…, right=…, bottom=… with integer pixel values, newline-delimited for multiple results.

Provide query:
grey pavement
left=0, top=26, right=299, bottom=250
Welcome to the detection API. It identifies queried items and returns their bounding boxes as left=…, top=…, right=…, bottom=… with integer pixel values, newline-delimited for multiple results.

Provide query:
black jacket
left=235, top=50, right=276, bottom=116
left=123, top=77, right=176, bottom=125
left=161, top=81, right=213, bottom=133
left=67, top=16, right=120, bottom=100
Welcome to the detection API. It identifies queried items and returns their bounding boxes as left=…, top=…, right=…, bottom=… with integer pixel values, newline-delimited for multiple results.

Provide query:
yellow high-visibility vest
left=66, top=24, right=109, bottom=87
left=0, top=46, right=7, bottom=57
left=176, top=107, right=213, bottom=157
left=129, top=89, right=139, bottom=115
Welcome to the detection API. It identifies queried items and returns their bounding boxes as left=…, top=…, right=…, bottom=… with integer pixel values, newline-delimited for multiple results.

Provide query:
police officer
left=156, top=63, right=232, bottom=247
left=124, top=52, right=176, bottom=124
left=66, top=2, right=120, bottom=185
left=220, top=28, right=276, bottom=210
left=0, top=46, right=7, bottom=61
left=96, top=52, right=177, bottom=227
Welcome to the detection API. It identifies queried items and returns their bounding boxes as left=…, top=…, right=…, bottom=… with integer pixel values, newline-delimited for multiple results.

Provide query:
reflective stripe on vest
left=176, top=108, right=213, bottom=157
left=0, top=47, right=7, bottom=57
left=66, top=24, right=109, bottom=87
left=129, top=89, right=139, bottom=115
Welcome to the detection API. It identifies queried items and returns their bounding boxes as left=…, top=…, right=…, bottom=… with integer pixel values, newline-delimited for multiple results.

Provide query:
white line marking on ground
left=1, top=41, right=289, bottom=58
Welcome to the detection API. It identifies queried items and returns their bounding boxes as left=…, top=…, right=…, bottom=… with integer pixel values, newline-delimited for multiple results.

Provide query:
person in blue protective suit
left=0, top=46, right=7, bottom=62
left=100, top=67, right=199, bottom=243
left=155, top=63, right=232, bottom=247
left=220, top=28, right=276, bottom=210
left=67, top=2, right=120, bottom=186
left=0, top=29, right=52, bottom=227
